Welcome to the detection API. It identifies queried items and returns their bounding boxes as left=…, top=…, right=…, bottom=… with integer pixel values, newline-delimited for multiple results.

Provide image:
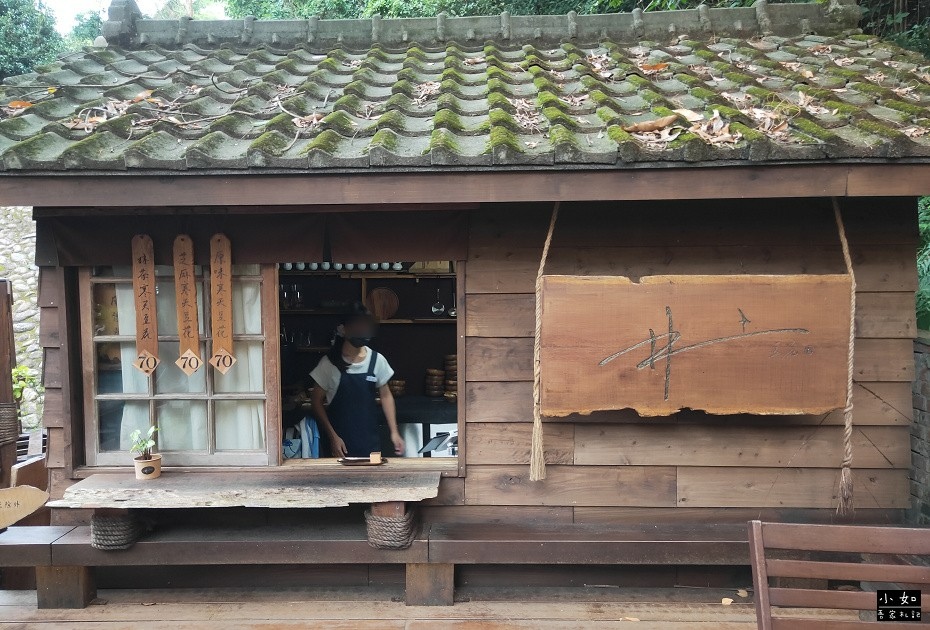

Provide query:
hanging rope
left=832, top=197, right=857, bottom=517
left=530, top=202, right=561, bottom=482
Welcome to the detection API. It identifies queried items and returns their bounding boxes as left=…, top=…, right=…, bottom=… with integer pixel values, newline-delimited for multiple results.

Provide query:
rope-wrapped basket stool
left=91, top=512, right=146, bottom=550
left=0, top=402, right=20, bottom=447
left=364, top=508, right=418, bottom=549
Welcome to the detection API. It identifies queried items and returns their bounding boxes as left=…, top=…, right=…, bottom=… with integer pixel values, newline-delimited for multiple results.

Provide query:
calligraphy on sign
left=209, top=233, right=236, bottom=374
left=173, top=235, right=202, bottom=376
left=130, top=235, right=159, bottom=376
left=539, top=274, right=852, bottom=417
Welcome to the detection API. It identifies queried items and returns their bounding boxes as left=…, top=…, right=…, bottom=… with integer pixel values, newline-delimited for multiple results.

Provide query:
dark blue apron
left=326, top=349, right=382, bottom=457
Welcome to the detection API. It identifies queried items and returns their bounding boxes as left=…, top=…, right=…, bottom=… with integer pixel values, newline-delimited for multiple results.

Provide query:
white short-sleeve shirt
left=310, top=347, right=394, bottom=404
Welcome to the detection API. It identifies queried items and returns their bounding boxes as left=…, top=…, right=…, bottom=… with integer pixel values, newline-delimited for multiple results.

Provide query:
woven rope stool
left=364, top=507, right=418, bottom=549
left=91, top=511, right=145, bottom=550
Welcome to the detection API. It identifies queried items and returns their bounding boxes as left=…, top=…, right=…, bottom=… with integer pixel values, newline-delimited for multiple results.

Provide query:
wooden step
left=427, top=523, right=749, bottom=565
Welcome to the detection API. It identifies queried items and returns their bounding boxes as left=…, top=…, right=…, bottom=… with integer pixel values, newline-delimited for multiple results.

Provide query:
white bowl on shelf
left=296, top=262, right=306, bottom=270
left=345, top=263, right=355, bottom=270
left=321, top=262, right=331, bottom=270
left=334, top=263, right=343, bottom=270
left=283, top=263, right=293, bottom=270
left=358, top=264, right=367, bottom=270
left=392, top=262, right=403, bottom=270
left=380, top=262, right=390, bottom=270
left=309, top=262, right=319, bottom=270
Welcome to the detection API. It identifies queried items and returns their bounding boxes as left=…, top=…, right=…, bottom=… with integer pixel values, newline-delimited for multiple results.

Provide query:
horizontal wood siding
left=460, top=198, right=917, bottom=521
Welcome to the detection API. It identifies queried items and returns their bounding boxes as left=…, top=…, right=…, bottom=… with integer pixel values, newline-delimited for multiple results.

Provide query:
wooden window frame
left=79, top=265, right=281, bottom=467
left=272, top=261, right=465, bottom=476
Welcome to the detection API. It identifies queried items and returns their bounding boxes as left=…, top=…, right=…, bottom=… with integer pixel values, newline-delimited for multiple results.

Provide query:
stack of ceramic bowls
left=444, top=354, right=457, bottom=402
left=425, top=368, right=445, bottom=397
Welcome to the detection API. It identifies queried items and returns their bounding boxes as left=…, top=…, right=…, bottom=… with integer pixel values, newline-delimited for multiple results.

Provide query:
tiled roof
left=0, top=1, right=928, bottom=173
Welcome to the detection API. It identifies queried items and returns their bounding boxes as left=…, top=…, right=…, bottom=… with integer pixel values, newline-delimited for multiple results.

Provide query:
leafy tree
left=0, top=0, right=63, bottom=81
left=154, top=0, right=228, bottom=19
left=63, top=11, right=104, bottom=51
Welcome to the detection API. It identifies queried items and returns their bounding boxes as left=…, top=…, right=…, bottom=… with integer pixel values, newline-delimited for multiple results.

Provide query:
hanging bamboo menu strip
left=173, top=235, right=202, bottom=376
left=130, top=234, right=159, bottom=376
left=208, top=233, right=237, bottom=374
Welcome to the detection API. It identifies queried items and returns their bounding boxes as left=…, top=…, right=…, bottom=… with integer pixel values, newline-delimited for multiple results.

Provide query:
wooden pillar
left=35, top=565, right=96, bottom=609
left=406, top=563, right=454, bottom=606
left=371, top=501, right=405, bottom=517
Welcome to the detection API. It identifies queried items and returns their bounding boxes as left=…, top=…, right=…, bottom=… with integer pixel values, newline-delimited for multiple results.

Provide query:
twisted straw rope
left=364, top=508, right=418, bottom=549
left=832, top=197, right=857, bottom=517
left=530, top=202, right=561, bottom=482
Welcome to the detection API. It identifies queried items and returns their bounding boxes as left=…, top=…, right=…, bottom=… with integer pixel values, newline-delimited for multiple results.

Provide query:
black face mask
left=347, top=336, right=372, bottom=348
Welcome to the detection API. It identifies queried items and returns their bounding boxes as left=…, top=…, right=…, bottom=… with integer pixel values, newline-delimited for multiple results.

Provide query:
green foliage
left=917, top=197, right=930, bottom=330
left=129, top=425, right=159, bottom=459
left=62, top=11, right=104, bottom=52
left=0, top=0, right=62, bottom=81
left=11, top=365, right=41, bottom=405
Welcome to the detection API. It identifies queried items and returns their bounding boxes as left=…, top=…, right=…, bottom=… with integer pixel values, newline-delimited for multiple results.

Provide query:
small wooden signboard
left=173, top=235, right=202, bottom=376
left=208, top=234, right=236, bottom=374
left=130, top=235, right=159, bottom=376
left=540, top=274, right=852, bottom=417
left=0, top=485, right=49, bottom=529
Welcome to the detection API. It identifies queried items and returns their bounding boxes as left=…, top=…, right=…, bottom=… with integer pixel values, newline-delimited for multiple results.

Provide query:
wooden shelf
left=380, top=318, right=456, bottom=324
left=279, top=271, right=454, bottom=280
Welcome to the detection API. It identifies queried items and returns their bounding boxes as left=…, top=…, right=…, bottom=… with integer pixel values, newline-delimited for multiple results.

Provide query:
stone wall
left=0, top=206, right=41, bottom=431
left=911, top=337, right=930, bottom=525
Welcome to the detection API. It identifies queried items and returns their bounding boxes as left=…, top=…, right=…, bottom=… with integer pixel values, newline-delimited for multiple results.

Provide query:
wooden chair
left=748, top=520, right=930, bottom=629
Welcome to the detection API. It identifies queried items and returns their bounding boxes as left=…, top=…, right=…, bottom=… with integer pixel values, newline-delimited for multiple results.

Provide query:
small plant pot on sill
left=134, top=454, right=162, bottom=480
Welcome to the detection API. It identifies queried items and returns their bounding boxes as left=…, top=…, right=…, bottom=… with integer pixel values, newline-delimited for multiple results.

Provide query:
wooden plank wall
left=426, top=197, right=918, bottom=526
left=38, top=267, right=81, bottom=513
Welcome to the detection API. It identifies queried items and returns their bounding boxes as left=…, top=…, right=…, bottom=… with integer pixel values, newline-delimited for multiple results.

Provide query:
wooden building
left=1, top=0, right=929, bottom=600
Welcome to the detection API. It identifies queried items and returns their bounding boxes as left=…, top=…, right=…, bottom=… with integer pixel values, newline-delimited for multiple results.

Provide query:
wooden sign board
left=209, top=234, right=236, bottom=374
left=0, top=485, right=49, bottom=529
left=130, top=235, right=159, bottom=376
left=540, top=274, right=852, bottom=417
left=173, top=235, right=202, bottom=376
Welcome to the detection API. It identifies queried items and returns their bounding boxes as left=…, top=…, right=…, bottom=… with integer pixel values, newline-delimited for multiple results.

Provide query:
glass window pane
left=96, top=342, right=148, bottom=394
left=214, top=341, right=263, bottom=393
left=154, top=280, right=206, bottom=336
left=154, top=341, right=207, bottom=394
left=231, top=281, right=262, bottom=335
left=156, top=400, right=208, bottom=451
left=215, top=400, right=264, bottom=451
left=92, top=284, right=123, bottom=336
left=98, top=400, right=149, bottom=452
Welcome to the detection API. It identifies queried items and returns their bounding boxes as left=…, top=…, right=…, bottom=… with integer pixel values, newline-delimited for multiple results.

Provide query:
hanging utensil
left=431, top=289, right=445, bottom=316
left=448, top=292, right=457, bottom=318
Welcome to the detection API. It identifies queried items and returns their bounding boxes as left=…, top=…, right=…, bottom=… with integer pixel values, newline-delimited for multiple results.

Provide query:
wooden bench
left=423, top=522, right=750, bottom=604
left=748, top=520, right=930, bottom=629
left=0, top=526, right=80, bottom=608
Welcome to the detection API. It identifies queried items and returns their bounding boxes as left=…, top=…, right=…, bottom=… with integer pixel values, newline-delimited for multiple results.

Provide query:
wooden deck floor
left=0, top=586, right=860, bottom=629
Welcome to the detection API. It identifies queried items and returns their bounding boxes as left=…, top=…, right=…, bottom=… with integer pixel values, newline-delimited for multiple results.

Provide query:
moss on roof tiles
left=0, top=13, right=928, bottom=174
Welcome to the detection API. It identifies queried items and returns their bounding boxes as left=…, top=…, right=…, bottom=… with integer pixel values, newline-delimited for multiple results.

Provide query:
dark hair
left=326, top=302, right=373, bottom=372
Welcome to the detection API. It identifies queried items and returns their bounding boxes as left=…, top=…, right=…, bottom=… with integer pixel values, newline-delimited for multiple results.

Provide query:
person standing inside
left=310, top=303, right=405, bottom=458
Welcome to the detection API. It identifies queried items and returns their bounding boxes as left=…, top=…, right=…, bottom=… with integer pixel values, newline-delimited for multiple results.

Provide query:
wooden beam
left=35, top=565, right=96, bottom=609
left=1, top=164, right=928, bottom=208
left=405, top=563, right=454, bottom=606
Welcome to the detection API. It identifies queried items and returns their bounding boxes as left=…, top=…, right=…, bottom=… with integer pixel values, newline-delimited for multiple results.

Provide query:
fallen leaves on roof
left=510, top=97, right=543, bottom=132
left=745, top=106, right=790, bottom=139
left=292, top=112, right=324, bottom=128
left=586, top=52, right=615, bottom=80
left=413, top=81, right=441, bottom=107
left=781, top=61, right=815, bottom=78
left=673, top=108, right=704, bottom=123
left=904, top=126, right=929, bottom=138
left=623, top=115, right=678, bottom=133
left=892, top=85, right=919, bottom=100
left=689, top=109, right=742, bottom=144
left=463, top=56, right=485, bottom=66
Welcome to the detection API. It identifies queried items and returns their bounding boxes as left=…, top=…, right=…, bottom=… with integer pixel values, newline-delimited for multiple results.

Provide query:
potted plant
left=130, top=425, right=161, bottom=480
